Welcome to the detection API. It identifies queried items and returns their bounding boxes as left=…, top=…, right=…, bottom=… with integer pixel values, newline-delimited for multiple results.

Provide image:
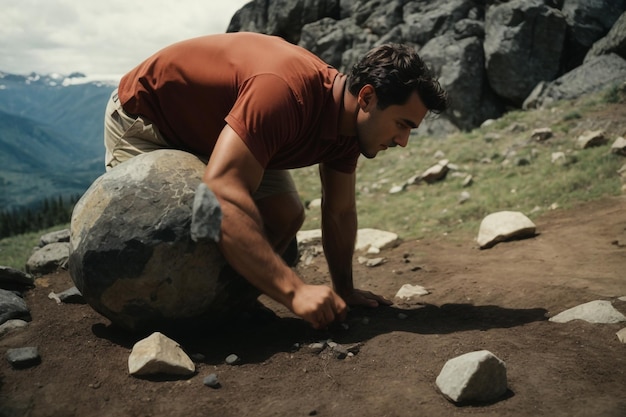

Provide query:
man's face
left=355, top=87, right=428, bottom=159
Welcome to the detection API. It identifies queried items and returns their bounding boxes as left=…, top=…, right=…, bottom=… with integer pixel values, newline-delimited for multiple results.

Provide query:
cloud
left=0, top=0, right=250, bottom=77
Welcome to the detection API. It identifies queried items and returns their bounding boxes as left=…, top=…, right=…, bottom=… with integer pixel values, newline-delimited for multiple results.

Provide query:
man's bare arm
left=319, top=163, right=392, bottom=307
left=203, top=125, right=347, bottom=328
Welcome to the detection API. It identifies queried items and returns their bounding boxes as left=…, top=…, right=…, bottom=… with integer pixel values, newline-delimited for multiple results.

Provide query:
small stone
left=6, top=347, right=41, bottom=369
left=365, top=257, right=385, bottom=267
left=39, top=229, right=70, bottom=247
left=333, top=345, right=348, bottom=360
left=549, top=300, right=626, bottom=324
left=616, top=328, right=626, bottom=343
left=0, top=266, right=34, bottom=291
left=225, top=354, right=241, bottom=365
left=48, top=292, right=61, bottom=304
left=0, top=319, right=29, bottom=337
left=531, top=127, right=553, bottom=142
left=56, top=286, right=85, bottom=304
left=361, top=317, right=370, bottom=325
left=576, top=130, right=608, bottom=149
left=305, top=342, right=326, bottom=354
left=203, top=373, right=221, bottom=388
left=476, top=211, right=536, bottom=249
left=395, top=284, right=429, bottom=301
left=128, top=332, right=195, bottom=376
left=190, top=353, right=206, bottom=362
left=611, top=137, right=626, bottom=156
left=398, top=313, right=408, bottom=320
left=436, top=350, right=507, bottom=403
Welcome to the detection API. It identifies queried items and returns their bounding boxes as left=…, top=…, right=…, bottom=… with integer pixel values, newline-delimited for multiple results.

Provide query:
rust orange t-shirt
left=117, top=32, right=360, bottom=173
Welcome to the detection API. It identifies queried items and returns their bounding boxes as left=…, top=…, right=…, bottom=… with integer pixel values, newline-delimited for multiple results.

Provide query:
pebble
left=306, top=342, right=326, bottom=354
left=0, top=319, right=29, bottom=337
left=225, top=354, right=241, bottom=365
left=6, top=346, right=41, bottom=369
left=398, top=313, right=408, bottom=320
left=56, top=286, right=85, bottom=304
left=203, top=373, right=221, bottom=388
left=190, top=353, right=206, bottom=362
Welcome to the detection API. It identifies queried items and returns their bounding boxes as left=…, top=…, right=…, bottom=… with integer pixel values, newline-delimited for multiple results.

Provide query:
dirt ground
left=1, top=195, right=625, bottom=417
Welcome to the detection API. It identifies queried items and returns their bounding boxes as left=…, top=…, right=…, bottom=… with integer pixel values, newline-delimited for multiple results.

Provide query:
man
left=104, top=32, right=448, bottom=330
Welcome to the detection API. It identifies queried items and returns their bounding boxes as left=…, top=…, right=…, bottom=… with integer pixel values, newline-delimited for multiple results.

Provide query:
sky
left=0, top=0, right=250, bottom=80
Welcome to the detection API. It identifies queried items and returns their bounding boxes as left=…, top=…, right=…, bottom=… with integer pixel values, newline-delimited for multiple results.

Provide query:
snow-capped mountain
left=0, top=70, right=117, bottom=210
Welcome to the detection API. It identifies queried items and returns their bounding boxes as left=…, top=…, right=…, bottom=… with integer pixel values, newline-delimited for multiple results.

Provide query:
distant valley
left=0, top=72, right=116, bottom=210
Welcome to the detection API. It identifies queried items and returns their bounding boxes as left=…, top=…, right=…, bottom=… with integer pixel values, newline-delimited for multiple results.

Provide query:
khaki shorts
left=103, top=89, right=296, bottom=200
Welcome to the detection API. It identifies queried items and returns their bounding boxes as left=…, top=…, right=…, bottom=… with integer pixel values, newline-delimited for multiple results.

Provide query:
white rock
left=296, top=229, right=323, bottom=245
left=549, top=300, right=626, bottom=324
left=128, top=332, right=195, bottom=376
left=298, top=228, right=399, bottom=253
left=616, top=328, right=626, bottom=343
left=307, top=198, right=322, bottom=209
left=389, top=184, right=406, bottom=194
left=531, top=127, right=553, bottom=142
left=551, top=151, right=566, bottom=164
left=365, top=257, right=385, bottom=267
left=420, top=159, right=450, bottom=183
left=394, top=284, right=429, bottom=300
left=436, top=350, right=507, bottom=403
left=476, top=211, right=536, bottom=249
left=576, top=130, right=608, bottom=149
left=0, top=319, right=29, bottom=337
left=611, top=137, right=626, bottom=156
left=354, top=228, right=399, bottom=252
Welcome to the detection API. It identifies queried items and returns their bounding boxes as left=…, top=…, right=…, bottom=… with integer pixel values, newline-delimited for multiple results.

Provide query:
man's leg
left=103, top=89, right=171, bottom=171
left=253, top=171, right=305, bottom=260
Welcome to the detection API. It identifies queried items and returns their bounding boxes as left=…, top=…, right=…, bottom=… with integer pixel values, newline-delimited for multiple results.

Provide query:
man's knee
left=257, top=192, right=304, bottom=247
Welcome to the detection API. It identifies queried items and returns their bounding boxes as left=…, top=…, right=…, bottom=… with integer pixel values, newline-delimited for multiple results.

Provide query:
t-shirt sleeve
left=225, top=74, right=302, bottom=168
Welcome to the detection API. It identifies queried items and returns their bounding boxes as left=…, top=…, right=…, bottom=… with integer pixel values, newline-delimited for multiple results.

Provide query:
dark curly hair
left=347, top=44, right=448, bottom=113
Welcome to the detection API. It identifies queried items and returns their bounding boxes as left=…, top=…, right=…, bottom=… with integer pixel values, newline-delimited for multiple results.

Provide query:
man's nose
left=394, top=132, right=410, bottom=147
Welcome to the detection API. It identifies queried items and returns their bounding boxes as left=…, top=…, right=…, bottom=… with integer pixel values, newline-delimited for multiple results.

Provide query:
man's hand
left=341, top=288, right=393, bottom=308
left=290, top=284, right=348, bottom=329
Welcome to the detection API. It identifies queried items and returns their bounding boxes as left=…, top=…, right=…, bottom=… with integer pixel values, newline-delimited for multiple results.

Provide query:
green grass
left=0, top=223, right=69, bottom=271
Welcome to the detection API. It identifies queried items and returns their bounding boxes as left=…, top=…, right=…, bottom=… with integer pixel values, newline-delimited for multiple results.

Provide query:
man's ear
left=357, top=84, right=377, bottom=111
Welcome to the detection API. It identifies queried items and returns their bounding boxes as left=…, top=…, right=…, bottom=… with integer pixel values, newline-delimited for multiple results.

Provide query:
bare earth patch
left=1, top=196, right=626, bottom=417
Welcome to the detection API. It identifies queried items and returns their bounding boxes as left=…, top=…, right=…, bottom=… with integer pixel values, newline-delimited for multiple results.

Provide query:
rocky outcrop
left=227, top=0, right=626, bottom=134
left=484, top=0, right=567, bottom=106
left=523, top=54, right=626, bottom=109
left=69, top=150, right=259, bottom=332
left=585, top=12, right=626, bottom=63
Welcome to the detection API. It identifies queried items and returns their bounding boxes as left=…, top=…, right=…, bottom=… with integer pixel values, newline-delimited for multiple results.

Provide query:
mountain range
left=0, top=71, right=116, bottom=210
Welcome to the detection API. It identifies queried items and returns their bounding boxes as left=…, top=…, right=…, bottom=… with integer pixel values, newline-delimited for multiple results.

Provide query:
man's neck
left=336, top=75, right=358, bottom=138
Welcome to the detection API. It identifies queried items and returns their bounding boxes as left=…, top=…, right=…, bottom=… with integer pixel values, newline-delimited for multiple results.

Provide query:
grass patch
left=0, top=223, right=69, bottom=271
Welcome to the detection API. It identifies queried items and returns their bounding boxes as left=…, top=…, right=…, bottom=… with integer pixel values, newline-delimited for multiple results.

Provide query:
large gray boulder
left=484, top=0, right=567, bottom=105
left=585, top=12, right=626, bottom=63
left=523, top=53, right=626, bottom=109
left=69, top=150, right=259, bottom=331
left=562, top=0, right=626, bottom=49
